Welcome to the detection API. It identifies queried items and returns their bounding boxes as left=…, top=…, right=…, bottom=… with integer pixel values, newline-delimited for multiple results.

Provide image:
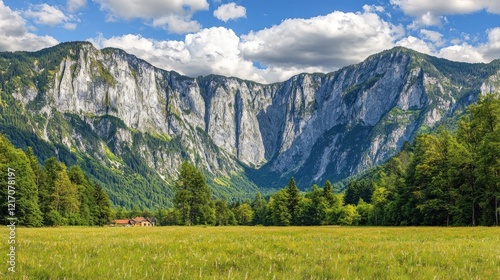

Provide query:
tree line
left=0, top=135, right=113, bottom=226
left=144, top=161, right=359, bottom=226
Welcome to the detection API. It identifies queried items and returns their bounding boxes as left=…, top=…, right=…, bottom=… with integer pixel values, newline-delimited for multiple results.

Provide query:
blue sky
left=1, top=0, right=499, bottom=83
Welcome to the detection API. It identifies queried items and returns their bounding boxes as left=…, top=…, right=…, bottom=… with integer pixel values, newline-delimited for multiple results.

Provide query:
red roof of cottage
left=113, top=219, right=130, bottom=225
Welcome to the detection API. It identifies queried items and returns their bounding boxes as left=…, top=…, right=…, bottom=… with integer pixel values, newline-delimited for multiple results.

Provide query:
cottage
left=112, top=217, right=156, bottom=227
left=130, top=217, right=155, bottom=227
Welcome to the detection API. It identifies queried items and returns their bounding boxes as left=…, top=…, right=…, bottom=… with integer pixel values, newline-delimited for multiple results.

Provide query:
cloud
left=399, top=27, right=500, bottom=63
left=0, top=1, right=57, bottom=51
left=24, top=4, right=68, bottom=27
left=437, top=44, right=485, bottom=63
left=88, top=7, right=499, bottom=84
left=394, top=27, right=500, bottom=64
left=67, top=0, right=86, bottom=12
left=396, top=36, right=434, bottom=54
left=362, top=4, right=385, bottom=13
left=480, top=27, right=500, bottom=61
left=419, top=29, right=445, bottom=46
left=391, top=0, right=500, bottom=27
left=90, top=28, right=266, bottom=82
left=213, top=3, right=246, bottom=22
left=24, top=3, right=78, bottom=30
left=64, top=22, right=77, bottom=30
left=239, top=10, right=404, bottom=69
left=151, top=15, right=201, bottom=34
left=90, top=10, right=408, bottom=84
left=95, top=0, right=209, bottom=33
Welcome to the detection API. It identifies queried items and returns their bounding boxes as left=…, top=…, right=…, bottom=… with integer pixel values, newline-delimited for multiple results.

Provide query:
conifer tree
left=251, top=192, right=267, bottom=225
left=174, top=161, right=214, bottom=225
left=0, top=137, right=43, bottom=226
left=323, top=180, right=336, bottom=207
left=286, top=177, right=301, bottom=225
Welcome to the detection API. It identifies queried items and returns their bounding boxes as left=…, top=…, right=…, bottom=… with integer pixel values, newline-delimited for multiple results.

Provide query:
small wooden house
left=112, top=217, right=156, bottom=227
left=130, top=217, right=155, bottom=227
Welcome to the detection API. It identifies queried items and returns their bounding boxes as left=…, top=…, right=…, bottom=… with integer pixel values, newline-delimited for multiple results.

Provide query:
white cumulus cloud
left=67, top=0, right=86, bottom=12
left=420, top=29, right=445, bottom=46
left=95, top=0, right=209, bottom=33
left=438, top=44, right=485, bottom=63
left=90, top=27, right=265, bottom=82
left=0, top=1, right=57, bottom=51
left=213, top=3, right=246, bottom=22
left=239, top=10, right=404, bottom=69
left=396, top=35, right=434, bottom=54
left=391, top=0, right=500, bottom=27
left=25, top=4, right=68, bottom=27
left=24, top=3, right=78, bottom=30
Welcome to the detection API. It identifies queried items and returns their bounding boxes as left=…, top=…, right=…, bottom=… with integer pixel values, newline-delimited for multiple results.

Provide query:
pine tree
left=0, top=136, right=43, bottom=226
left=94, top=184, right=113, bottom=226
left=285, top=177, right=301, bottom=225
left=39, top=157, right=62, bottom=223
left=323, top=180, right=336, bottom=207
left=174, top=161, right=214, bottom=225
left=215, top=200, right=236, bottom=226
left=251, top=192, right=267, bottom=225
left=301, top=184, right=327, bottom=225
left=68, top=166, right=92, bottom=225
left=270, top=190, right=291, bottom=226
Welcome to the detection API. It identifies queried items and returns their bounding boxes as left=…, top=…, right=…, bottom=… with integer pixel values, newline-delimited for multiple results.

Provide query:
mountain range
left=1, top=42, right=499, bottom=208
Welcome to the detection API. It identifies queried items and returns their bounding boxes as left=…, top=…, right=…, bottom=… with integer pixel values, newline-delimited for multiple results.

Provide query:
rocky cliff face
left=3, top=42, right=500, bottom=207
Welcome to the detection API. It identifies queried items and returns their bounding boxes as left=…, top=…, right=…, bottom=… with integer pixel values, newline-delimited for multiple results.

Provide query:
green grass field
left=0, top=226, right=499, bottom=279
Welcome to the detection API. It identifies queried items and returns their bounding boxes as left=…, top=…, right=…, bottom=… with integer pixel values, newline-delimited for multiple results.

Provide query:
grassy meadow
left=0, top=226, right=499, bottom=279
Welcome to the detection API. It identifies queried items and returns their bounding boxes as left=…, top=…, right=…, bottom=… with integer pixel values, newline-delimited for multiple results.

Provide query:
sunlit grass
left=0, top=226, right=499, bottom=279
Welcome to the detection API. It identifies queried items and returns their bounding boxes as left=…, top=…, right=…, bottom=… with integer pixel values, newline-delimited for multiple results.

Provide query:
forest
left=0, top=134, right=113, bottom=226
left=128, top=93, right=499, bottom=227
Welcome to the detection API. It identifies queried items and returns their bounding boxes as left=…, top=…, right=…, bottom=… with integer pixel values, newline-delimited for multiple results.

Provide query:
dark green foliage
left=0, top=134, right=113, bottom=226
left=250, top=192, right=267, bottom=225
left=174, top=162, right=215, bottom=225
left=214, top=200, right=236, bottom=226
left=270, top=190, right=292, bottom=226
left=341, top=93, right=500, bottom=226
left=232, top=202, right=253, bottom=225
left=0, top=135, right=43, bottom=226
left=299, top=185, right=327, bottom=225
left=344, top=180, right=374, bottom=205
left=285, top=178, right=301, bottom=224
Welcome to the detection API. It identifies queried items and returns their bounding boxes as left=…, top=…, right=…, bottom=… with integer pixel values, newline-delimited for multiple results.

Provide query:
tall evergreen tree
left=174, top=161, right=214, bottom=225
left=215, top=200, right=236, bottom=226
left=0, top=137, right=43, bottom=226
left=270, top=190, right=291, bottom=226
left=322, top=180, right=336, bottom=207
left=285, top=177, right=301, bottom=225
left=301, top=184, right=327, bottom=225
left=68, top=166, right=93, bottom=225
left=94, top=184, right=113, bottom=226
left=251, top=192, right=268, bottom=225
